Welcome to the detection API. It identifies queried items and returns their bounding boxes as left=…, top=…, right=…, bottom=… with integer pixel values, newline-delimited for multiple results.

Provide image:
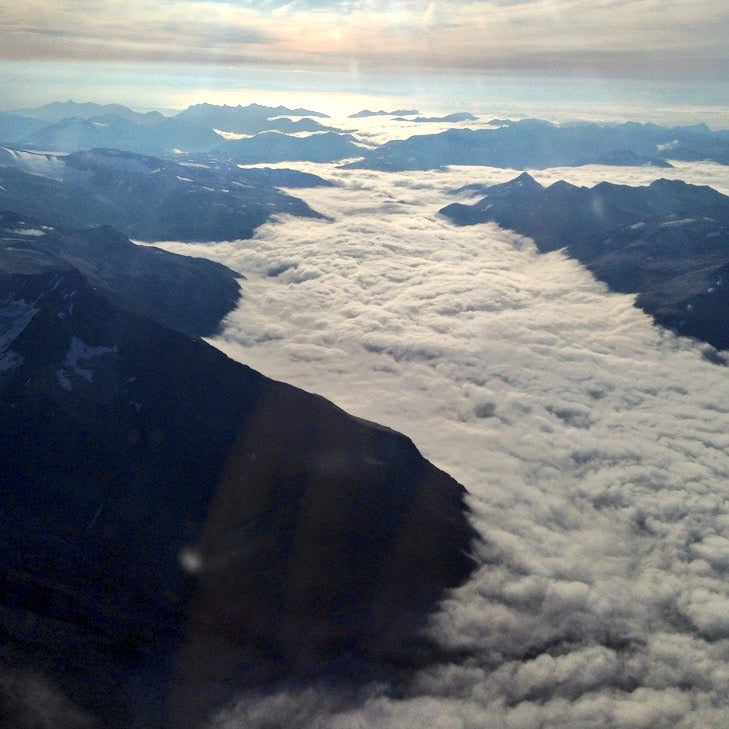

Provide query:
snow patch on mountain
left=62, top=336, right=118, bottom=383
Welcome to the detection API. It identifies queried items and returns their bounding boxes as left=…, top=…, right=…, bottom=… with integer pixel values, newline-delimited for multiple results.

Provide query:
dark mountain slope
left=0, top=147, right=325, bottom=241
left=0, top=263, right=477, bottom=728
left=0, top=213, right=240, bottom=337
left=441, top=174, right=729, bottom=352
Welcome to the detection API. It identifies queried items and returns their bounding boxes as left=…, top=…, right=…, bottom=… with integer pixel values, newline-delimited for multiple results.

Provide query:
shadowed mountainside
left=0, top=259, right=478, bottom=728
left=0, top=147, right=327, bottom=241
left=0, top=212, right=241, bottom=337
left=214, top=131, right=367, bottom=164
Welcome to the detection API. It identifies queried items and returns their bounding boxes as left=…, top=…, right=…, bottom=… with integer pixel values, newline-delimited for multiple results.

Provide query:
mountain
left=0, top=260, right=478, bottom=729
left=344, top=119, right=729, bottom=170
left=0, top=111, right=49, bottom=144
left=0, top=212, right=240, bottom=337
left=348, top=109, right=419, bottom=118
left=13, top=100, right=165, bottom=124
left=441, top=173, right=729, bottom=353
left=0, top=147, right=326, bottom=241
left=14, top=102, right=338, bottom=153
left=18, top=114, right=223, bottom=155
left=175, top=103, right=330, bottom=134
left=215, top=130, right=367, bottom=163
left=222, top=165, right=335, bottom=188
left=407, top=112, right=478, bottom=123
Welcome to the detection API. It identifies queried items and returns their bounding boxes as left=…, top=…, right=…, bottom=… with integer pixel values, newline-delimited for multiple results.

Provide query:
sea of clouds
left=151, top=140, right=729, bottom=728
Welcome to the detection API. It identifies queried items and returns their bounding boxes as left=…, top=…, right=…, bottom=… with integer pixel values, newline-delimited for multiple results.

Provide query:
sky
left=2, top=0, right=729, bottom=118
left=144, top=144, right=729, bottom=728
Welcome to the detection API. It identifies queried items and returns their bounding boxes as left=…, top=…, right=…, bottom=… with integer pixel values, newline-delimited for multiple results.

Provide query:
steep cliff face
left=0, top=264, right=477, bottom=728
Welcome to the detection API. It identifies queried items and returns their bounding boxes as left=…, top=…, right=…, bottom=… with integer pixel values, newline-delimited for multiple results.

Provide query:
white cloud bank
left=151, top=153, right=729, bottom=728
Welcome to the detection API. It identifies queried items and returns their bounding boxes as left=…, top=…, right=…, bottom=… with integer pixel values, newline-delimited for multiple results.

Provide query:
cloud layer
left=150, top=152, right=729, bottom=728
left=2, top=0, right=728, bottom=82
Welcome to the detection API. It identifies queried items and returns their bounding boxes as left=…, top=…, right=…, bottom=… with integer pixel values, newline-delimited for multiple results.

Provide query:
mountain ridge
left=441, top=174, right=729, bottom=353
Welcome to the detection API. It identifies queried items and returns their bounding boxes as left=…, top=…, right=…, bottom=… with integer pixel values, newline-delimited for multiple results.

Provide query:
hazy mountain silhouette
left=13, top=100, right=165, bottom=124
left=215, top=130, right=367, bottom=163
left=348, top=109, right=419, bottom=118
left=19, top=114, right=223, bottom=155
left=345, top=119, right=729, bottom=170
left=405, top=112, right=478, bottom=123
left=0, top=111, right=49, bottom=144
left=174, top=102, right=331, bottom=134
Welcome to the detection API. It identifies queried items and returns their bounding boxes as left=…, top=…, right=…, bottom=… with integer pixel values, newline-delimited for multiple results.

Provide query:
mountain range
left=348, top=109, right=419, bottom=118
left=0, top=102, right=341, bottom=158
left=0, top=147, right=327, bottom=241
left=441, top=173, right=729, bottom=354
left=344, top=118, right=729, bottom=170
left=7, top=104, right=729, bottom=174
left=214, top=130, right=367, bottom=164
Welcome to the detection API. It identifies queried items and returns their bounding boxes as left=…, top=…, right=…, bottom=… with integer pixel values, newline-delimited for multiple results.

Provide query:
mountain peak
left=485, top=171, right=544, bottom=197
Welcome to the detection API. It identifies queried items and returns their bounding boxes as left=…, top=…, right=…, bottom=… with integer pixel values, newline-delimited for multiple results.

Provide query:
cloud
left=147, top=144, right=729, bottom=727
left=0, top=0, right=273, bottom=64
left=1, top=0, right=728, bottom=81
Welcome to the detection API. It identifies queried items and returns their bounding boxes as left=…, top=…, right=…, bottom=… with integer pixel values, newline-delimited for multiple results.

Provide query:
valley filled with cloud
left=145, top=143, right=729, bottom=727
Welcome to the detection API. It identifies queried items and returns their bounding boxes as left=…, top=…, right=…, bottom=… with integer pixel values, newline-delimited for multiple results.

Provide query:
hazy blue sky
left=2, top=1, right=728, bottom=117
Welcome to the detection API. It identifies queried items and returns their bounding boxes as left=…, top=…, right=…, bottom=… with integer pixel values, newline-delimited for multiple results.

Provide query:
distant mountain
left=349, top=109, right=419, bottom=118
left=441, top=173, right=729, bottom=353
left=0, top=111, right=48, bottom=144
left=19, top=114, right=223, bottom=155
left=0, top=147, right=326, bottom=240
left=175, top=102, right=330, bottom=134
left=215, top=130, right=367, bottom=163
left=406, top=112, right=479, bottom=123
left=0, top=259, right=477, bottom=729
left=344, top=119, right=729, bottom=170
left=221, top=164, right=335, bottom=188
left=0, top=212, right=240, bottom=337
left=13, top=100, right=165, bottom=124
